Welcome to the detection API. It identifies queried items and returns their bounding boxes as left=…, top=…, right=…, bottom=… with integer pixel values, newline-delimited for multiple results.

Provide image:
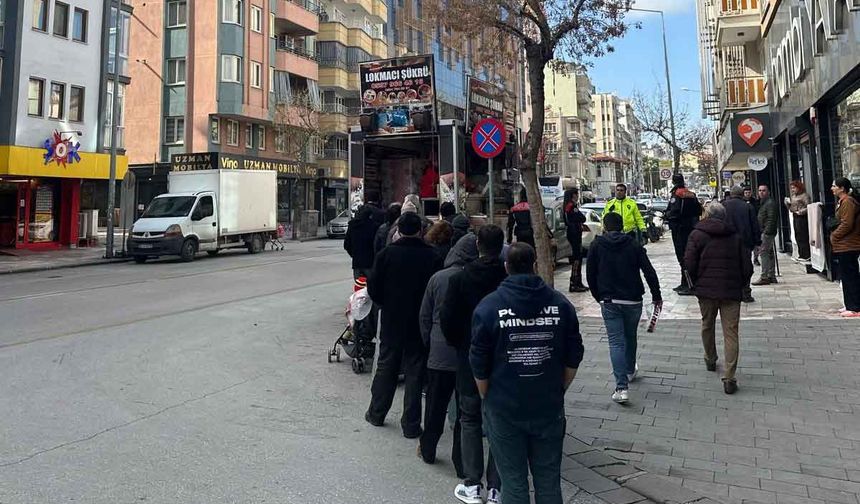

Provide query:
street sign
left=658, top=160, right=673, bottom=168
left=732, top=171, right=747, bottom=185
left=722, top=170, right=733, bottom=179
left=659, top=168, right=672, bottom=180
left=747, top=154, right=768, bottom=171
left=471, top=118, right=506, bottom=159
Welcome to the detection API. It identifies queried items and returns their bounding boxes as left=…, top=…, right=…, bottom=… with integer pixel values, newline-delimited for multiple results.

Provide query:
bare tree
left=427, top=0, right=633, bottom=284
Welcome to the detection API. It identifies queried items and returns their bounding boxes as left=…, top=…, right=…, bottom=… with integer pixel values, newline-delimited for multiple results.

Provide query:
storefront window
left=30, top=181, right=60, bottom=243
left=832, top=88, right=860, bottom=188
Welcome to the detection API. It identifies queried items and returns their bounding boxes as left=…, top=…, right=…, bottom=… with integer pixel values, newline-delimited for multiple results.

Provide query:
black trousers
left=367, top=330, right=426, bottom=435
left=457, top=351, right=501, bottom=489
left=671, top=226, right=693, bottom=287
left=420, top=369, right=463, bottom=475
left=515, top=229, right=535, bottom=249
left=794, top=215, right=811, bottom=259
left=837, top=251, right=860, bottom=312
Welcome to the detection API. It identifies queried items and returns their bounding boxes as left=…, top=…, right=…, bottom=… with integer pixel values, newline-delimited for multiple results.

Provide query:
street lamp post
left=630, top=7, right=679, bottom=174
left=105, top=2, right=123, bottom=259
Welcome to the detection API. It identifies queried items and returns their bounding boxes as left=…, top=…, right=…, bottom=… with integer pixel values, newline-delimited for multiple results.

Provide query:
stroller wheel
left=351, top=359, right=360, bottom=373
left=336, top=347, right=342, bottom=362
left=327, top=352, right=333, bottom=363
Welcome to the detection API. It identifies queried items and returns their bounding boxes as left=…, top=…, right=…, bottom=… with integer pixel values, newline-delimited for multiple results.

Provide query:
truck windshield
left=142, top=196, right=197, bottom=218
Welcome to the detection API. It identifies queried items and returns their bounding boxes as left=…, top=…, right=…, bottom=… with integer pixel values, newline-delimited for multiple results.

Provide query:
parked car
left=326, top=209, right=350, bottom=238
left=544, top=201, right=603, bottom=263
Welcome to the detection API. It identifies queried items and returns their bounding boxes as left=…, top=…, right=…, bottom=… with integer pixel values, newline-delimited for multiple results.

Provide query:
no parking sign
left=471, top=118, right=506, bottom=159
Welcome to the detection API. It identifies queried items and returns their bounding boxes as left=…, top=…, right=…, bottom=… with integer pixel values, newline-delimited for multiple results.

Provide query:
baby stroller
left=328, top=276, right=376, bottom=373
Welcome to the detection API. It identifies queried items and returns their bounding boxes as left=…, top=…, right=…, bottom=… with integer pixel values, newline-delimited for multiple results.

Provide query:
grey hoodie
left=419, top=235, right=479, bottom=371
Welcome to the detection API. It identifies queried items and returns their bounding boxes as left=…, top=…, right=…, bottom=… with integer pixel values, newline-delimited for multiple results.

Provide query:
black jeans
left=420, top=369, right=463, bottom=474
left=367, top=331, right=426, bottom=435
left=457, top=351, right=500, bottom=489
left=837, top=251, right=860, bottom=312
left=484, top=408, right=566, bottom=504
left=515, top=229, right=535, bottom=249
left=671, top=226, right=693, bottom=287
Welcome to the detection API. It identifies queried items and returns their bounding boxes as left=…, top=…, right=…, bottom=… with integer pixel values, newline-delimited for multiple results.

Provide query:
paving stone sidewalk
left=555, top=238, right=860, bottom=504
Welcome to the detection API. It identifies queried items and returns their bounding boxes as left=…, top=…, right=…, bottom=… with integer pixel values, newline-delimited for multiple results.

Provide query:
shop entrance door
left=0, top=182, right=20, bottom=248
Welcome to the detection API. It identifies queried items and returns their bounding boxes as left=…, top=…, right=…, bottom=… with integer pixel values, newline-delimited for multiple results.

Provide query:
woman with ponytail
left=830, top=177, right=860, bottom=317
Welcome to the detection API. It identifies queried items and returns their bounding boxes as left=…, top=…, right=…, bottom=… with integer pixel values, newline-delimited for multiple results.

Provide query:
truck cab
left=129, top=192, right=218, bottom=262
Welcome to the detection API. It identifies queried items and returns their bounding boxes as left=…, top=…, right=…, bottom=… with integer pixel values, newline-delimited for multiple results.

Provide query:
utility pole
left=105, top=1, right=123, bottom=258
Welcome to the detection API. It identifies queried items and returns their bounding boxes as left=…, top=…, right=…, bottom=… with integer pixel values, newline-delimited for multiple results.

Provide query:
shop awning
left=0, top=146, right=129, bottom=180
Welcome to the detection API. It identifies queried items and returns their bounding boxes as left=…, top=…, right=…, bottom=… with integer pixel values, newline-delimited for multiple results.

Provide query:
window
left=226, top=119, right=239, bottom=146
left=53, top=2, right=69, bottom=37
left=167, top=58, right=186, bottom=85
left=165, top=117, right=185, bottom=144
left=28, top=78, right=45, bottom=116
left=221, top=55, right=241, bottom=83
left=245, top=124, right=253, bottom=148
left=33, top=0, right=48, bottom=31
left=167, top=1, right=186, bottom=27
left=250, top=5, right=262, bottom=32
left=269, top=66, right=274, bottom=93
left=72, top=8, right=87, bottom=42
left=104, top=81, right=126, bottom=148
left=49, top=82, right=65, bottom=119
left=108, top=7, right=130, bottom=75
left=69, top=86, right=84, bottom=122
left=210, top=118, right=220, bottom=144
left=257, top=126, right=265, bottom=150
left=275, top=130, right=285, bottom=152
left=222, top=0, right=243, bottom=24
left=195, top=196, right=214, bottom=219
left=250, top=61, right=262, bottom=88
left=269, top=13, right=275, bottom=38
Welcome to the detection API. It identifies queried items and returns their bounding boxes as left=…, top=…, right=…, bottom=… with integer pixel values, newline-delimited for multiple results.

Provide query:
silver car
left=326, top=209, right=351, bottom=238
left=545, top=202, right=603, bottom=263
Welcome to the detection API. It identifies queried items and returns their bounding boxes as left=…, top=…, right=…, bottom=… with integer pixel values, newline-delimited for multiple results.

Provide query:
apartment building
left=0, top=0, right=131, bottom=250
left=542, top=64, right=595, bottom=188
left=126, top=0, right=326, bottom=230
left=591, top=93, right=643, bottom=197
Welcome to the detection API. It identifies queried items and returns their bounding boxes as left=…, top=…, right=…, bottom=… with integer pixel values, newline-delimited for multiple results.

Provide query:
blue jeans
left=484, top=407, right=565, bottom=504
left=601, top=302, right=642, bottom=390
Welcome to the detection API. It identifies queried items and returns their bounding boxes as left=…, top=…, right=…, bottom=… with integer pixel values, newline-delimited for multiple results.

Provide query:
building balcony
left=319, top=158, right=348, bottom=179
left=275, top=0, right=320, bottom=36
left=715, top=0, right=761, bottom=46
left=722, top=75, right=767, bottom=110
left=372, top=38, right=387, bottom=59
left=275, top=42, right=319, bottom=80
left=319, top=22, right=376, bottom=55
left=371, top=0, right=387, bottom=23
left=319, top=65, right=361, bottom=91
left=577, top=88, right=592, bottom=104
left=322, top=148, right=349, bottom=160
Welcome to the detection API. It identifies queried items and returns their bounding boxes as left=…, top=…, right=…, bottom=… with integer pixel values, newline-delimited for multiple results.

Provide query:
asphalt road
left=0, top=241, right=472, bottom=504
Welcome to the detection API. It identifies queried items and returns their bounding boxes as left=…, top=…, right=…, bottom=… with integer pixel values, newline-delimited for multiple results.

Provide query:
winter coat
left=451, top=214, right=470, bottom=246
left=430, top=243, right=452, bottom=271
left=368, top=237, right=440, bottom=344
left=723, top=196, right=761, bottom=250
left=470, top=274, right=584, bottom=421
left=758, top=197, right=778, bottom=236
left=602, top=197, right=646, bottom=233
left=684, top=218, right=753, bottom=302
left=419, top=237, right=479, bottom=372
left=440, top=255, right=507, bottom=351
left=344, top=210, right=380, bottom=270
left=564, top=202, right=586, bottom=248
left=507, top=202, right=532, bottom=241
left=667, top=186, right=702, bottom=231
left=788, top=192, right=811, bottom=216
left=586, top=231, right=662, bottom=303
left=373, top=222, right=391, bottom=256
left=831, top=196, right=860, bottom=253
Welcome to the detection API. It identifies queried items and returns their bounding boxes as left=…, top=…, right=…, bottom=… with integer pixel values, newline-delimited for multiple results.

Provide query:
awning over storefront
left=0, top=146, right=129, bottom=180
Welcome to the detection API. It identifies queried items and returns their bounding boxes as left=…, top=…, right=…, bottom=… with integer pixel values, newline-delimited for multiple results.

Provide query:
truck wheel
left=206, top=250, right=220, bottom=256
left=248, top=234, right=263, bottom=254
left=133, top=256, right=147, bottom=264
left=179, top=239, right=197, bottom=262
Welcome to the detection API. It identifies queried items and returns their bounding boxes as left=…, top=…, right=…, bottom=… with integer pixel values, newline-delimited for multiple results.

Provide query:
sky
left=585, top=0, right=704, bottom=128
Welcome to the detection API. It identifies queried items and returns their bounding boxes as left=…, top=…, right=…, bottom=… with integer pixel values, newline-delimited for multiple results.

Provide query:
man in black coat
left=684, top=202, right=753, bottom=395
left=723, top=185, right=761, bottom=303
left=366, top=213, right=440, bottom=437
left=564, top=188, right=588, bottom=293
left=344, top=206, right=380, bottom=279
left=440, top=225, right=507, bottom=503
left=666, top=174, right=702, bottom=296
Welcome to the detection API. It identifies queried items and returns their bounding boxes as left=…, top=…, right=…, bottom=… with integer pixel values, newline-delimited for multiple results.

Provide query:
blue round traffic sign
left=471, top=118, right=506, bottom=159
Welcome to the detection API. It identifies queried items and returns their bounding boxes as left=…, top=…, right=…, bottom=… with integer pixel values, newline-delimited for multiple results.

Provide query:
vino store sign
left=770, top=0, right=860, bottom=104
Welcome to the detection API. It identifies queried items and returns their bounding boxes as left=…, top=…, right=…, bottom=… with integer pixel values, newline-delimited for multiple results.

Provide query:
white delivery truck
left=128, top=170, right=277, bottom=263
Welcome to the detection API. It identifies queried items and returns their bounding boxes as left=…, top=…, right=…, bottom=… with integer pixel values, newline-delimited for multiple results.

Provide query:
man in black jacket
left=753, top=184, right=779, bottom=285
left=564, top=188, right=589, bottom=293
left=587, top=213, right=662, bottom=404
left=666, top=174, right=702, bottom=295
left=440, top=225, right=507, bottom=504
left=723, top=185, right=761, bottom=303
left=366, top=212, right=439, bottom=438
left=507, top=188, right=534, bottom=247
left=471, top=242, right=584, bottom=504
left=344, top=206, right=381, bottom=279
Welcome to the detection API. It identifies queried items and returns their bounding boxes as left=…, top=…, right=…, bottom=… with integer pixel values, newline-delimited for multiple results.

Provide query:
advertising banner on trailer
left=359, top=55, right=437, bottom=135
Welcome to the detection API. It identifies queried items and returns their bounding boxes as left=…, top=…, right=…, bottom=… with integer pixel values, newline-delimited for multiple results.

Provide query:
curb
left=0, top=257, right=132, bottom=275
left=562, top=433, right=721, bottom=504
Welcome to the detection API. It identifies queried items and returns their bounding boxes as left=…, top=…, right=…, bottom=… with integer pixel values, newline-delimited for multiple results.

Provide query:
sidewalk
left=557, top=238, right=859, bottom=504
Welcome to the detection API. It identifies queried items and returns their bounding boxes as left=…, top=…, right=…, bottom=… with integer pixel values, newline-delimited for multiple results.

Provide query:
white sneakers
left=454, top=484, right=483, bottom=504
left=612, top=389, right=629, bottom=403
left=487, top=488, right=501, bottom=504
left=628, top=363, right=639, bottom=383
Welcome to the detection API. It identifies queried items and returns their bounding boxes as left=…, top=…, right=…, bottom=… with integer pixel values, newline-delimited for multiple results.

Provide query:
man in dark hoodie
left=667, top=174, right=702, bottom=296
left=587, top=212, right=662, bottom=404
left=684, top=202, right=753, bottom=395
left=441, top=201, right=457, bottom=223
left=366, top=212, right=439, bottom=437
left=440, top=225, right=507, bottom=504
left=451, top=214, right=471, bottom=247
left=471, top=242, right=584, bottom=504
left=344, top=205, right=381, bottom=279
left=374, top=203, right=402, bottom=255
left=417, top=234, right=478, bottom=472
left=723, top=185, right=761, bottom=303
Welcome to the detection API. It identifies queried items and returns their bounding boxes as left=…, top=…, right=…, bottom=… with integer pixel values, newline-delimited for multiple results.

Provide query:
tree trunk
left=521, top=47, right=554, bottom=286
